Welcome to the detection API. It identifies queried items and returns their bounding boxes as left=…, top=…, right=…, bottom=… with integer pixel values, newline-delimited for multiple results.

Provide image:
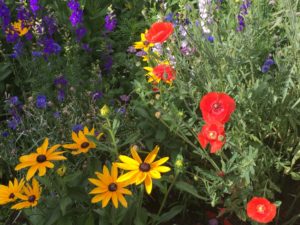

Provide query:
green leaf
left=45, top=207, right=61, bottom=225
left=175, top=181, right=207, bottom=200
left=156, top=205, right=183, bottom=224
left=60, top=196, right=72, bottom=216
left=134, top=207, right=148, bottom=225
left=67, top=187, right=89, bottom=202
left=84, top=213, right=94, bottom=225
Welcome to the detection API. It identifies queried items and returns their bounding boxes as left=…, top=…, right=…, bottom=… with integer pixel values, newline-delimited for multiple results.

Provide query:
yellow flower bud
left=56, top=165, right=67, bottom=176
left=175, top=159, right=183, bottom=169
left=100, top=104, right=110, bottom=117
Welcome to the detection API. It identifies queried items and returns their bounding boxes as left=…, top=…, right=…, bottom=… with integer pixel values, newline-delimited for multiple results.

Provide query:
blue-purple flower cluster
left=236, top=0, right=251, bottom=32
left=54, top=75, right=68, bottom=102
left=6, top=96, right=23, bottom=130
left=104, top=13, right=117, bottom=32
left=68, top=0, right=87, bottom=43
left=261, top=57, right=275, bottom=73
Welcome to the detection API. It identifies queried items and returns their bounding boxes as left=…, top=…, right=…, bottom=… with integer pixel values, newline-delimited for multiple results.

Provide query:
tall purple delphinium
left=54, top=75, right=68, bottom=102
left=104, top=13, right=117, bottom=32
left=29, top=0, right=39, bottom=13
left=10, top=41, right=24, bottom=58
left=6, top=95, right=23, bottom=130
left=75, top=26, right=87, bottom=41
left=0, top=0, right=11, bottom=28
left=43, top=16, right=57, bottom=36
left=67, top=0, right=87, bottom=43
left=236, top=0, right=251, bottom=32
left=54, top=75, right=68, bottom=88
left=70, top=9, right=83, bottom=27
left=40, top=37, right=61, bottom=55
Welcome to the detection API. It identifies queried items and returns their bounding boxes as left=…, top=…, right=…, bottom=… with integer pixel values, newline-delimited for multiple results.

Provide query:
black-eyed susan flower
left=88, top=164, right=132, bottom=208
left=63, top=126, right=96, bottom=155
left=0, top=178, right=25, bottom=205
left=11, top=178, right=41, bottom=210
left=15, top=138, right=66, bottom=180
left=116, top=146, right=170, bottom=194
left=144, top=62, right=175, bottom=85
left=134, top=30, right=154, bottom=52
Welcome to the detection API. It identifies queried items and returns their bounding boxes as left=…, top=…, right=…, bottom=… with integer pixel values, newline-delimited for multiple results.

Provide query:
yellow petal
left=19, top=154, right=37, bottom=163
left=151, top=157, right=169, bottom=168
left=26, top=165, right=39, bottom=180
left=144, top=146, right=159, bottom=164
left=150, top=170, right=161, bottom=179
left=115, top=162, right=139, bottom=170
left=144, top=175, right=153, bottom=195
left=11, top=201, right=31, bottom=210
left=88, top=178, right=104, bottom=187
left=112, top=192, right=118, bottom=208
left=44, top=161, right=54, bottom=168
left=117, top=170, right=139, bottom=183
left=130, top=147, right=142, bottom=164
left=15, top=161, right=35, bottom=171
left=89, top=187, right=107, bottom=194
left=63, top=143, right=79, bottom=149
left=102, top=192, right=112, bottom=208
left=117, top=192, right=128, bottom=208
left=155, top=166, right=171, bottom=173
left=38, top=167, right=46, bottom=176
left=41, top=138, right=49, bottom=154
left=91, top=193, right=106, bottom=203
left=70, top=131, right=78, bottom=142
left=143, top=67, right=153, bottom=72
left=47, top=155, right=67, bottom=161
left=119, top=188, right=132, bottom=196
left=46, top=144, right=61, bottom=155
left=135, top=172, right=147, bottom=185
left=111, top=164, right=118, bottom=181
left=119, top=155, right=139, bottom=166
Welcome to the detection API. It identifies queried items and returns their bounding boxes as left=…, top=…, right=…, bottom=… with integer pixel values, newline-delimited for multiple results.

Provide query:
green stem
left=159, top=118, right=220, bottom=171
left=152, top=174, right=178, bottom=225
left=106, top=118, right=118, bottom=158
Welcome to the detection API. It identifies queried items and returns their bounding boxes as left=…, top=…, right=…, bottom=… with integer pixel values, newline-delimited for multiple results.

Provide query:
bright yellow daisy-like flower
left=88, top=164, right=132, bottom=208
left=63, top=127, right=97, bottom=155
left=6, top=20, right=30, bottom=37
left=15, top=138, right=66, bottom=181
left=116, top=146, right=171, bottom=194
left=133, top=30, right=154, bottom=52
left=11, top=178, right=41, bottom=210
left=0, top=178, right=25, bottom=205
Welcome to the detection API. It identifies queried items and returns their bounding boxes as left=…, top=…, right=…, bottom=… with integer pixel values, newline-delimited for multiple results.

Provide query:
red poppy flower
left=153, top=64, right=175, bottom=83
left=145, top=22, right=174, bottom=43
left=247, top=197, right=277, bottom=223
left=198, top=123, right=225, bottom=153
left=200, top=92, right=236, bottom=124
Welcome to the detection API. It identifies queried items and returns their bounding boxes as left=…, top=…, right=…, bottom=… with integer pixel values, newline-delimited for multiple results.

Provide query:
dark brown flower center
left=212, top=102, right=223, bottom=113
left=36, top=154, right=47, bottom=163
left=143, top=41, right=149, bottom=46
left=81, top=142, right=90, bottom=148
left=9, top=193, right=15, bottom=199
left=28, top=195, right=36, bottom=203
left=108, top=183, right=118, bottom=192
left=139, top=162, right=151, bottom=172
